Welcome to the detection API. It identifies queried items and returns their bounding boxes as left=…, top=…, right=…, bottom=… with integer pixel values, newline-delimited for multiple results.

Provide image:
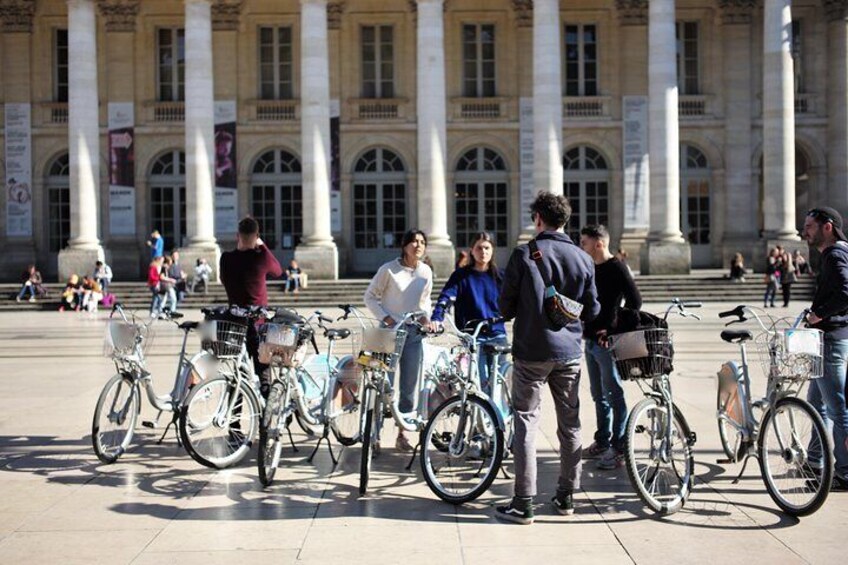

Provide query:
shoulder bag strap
left=528, top=239, right=555, bottom=289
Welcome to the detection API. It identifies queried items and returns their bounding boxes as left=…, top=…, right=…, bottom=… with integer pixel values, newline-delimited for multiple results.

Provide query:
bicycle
left=716, top=305, right=832, bottom=516
left=92, top=303, right=217, bottom=464
left=419, top=307, right=514, bottom=504
left=257, top=309, right=359, bottom=486
left=607, top=299, right=701, bottom=515
left=178, top=305, right=273, bottom=469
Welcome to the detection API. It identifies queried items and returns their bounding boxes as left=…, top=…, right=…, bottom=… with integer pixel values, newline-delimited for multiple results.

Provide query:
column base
left=422, top=244, right=456, bottom=280
left=295, top=244, right=339, bottom=280
left=58, top=245, right=106, bottom=283
left=721, top=237, right=762, bottom=274
left=178, top=245, right=222, bottom=283
left=618, top=230, right=649, bottom=275
left=640, top=240, right=691, bottom=275
left=761, top=238, right=807, bottom=272
left=0, top=241, right=37, bottom=282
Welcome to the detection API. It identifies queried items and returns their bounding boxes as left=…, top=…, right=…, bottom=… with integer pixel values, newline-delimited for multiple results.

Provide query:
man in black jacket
left=803, top=206, right=848, bottom=491
left=495, top=192, right=600, bottom=524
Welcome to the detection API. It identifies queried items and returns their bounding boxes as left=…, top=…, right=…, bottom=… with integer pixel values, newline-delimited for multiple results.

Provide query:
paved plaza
left=0, top=303, right=846, bottom=564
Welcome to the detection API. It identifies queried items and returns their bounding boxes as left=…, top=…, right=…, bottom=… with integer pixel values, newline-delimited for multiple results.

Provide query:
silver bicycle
left=91, top=303, right=217, bottom=464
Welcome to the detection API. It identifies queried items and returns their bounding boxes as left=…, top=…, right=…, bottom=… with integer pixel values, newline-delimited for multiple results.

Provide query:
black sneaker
left=494, top=498, right=534, bottom=525
left=552, top=492, right=575, bottom=516
left=831, top=475, right=848, bottom=492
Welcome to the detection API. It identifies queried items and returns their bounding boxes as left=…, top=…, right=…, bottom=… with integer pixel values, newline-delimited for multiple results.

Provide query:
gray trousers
left=512, top=358, right=582, bottom=498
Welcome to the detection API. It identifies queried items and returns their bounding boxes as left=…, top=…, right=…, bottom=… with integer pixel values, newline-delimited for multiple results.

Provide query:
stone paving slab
left=0, top=305, right=846, bottom=564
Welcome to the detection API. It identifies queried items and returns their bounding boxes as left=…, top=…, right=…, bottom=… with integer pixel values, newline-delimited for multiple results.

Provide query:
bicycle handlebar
left=664, top=298, right=703, bottom=321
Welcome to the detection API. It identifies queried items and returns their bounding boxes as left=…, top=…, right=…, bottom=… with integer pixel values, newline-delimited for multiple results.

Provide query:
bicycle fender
left=470, top=392, right=506, bottom=432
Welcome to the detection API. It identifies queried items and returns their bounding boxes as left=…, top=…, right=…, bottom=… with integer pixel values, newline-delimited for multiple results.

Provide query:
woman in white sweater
left=364, top=229, right=433, bottom=452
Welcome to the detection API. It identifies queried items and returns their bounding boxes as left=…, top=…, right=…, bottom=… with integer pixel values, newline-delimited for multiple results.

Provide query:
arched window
left=149, top=150, right=186, bottom=249
left=46, top=154, right=70, bottom=252
left=352, top=148, right=407, bottom=250
left=250, top=149, right=302, bottom=253
left=563, top=146, right=609, bottom=241
left=454, top=147, right=509, bottom=248
left=680, top=144, right=710, bottom=247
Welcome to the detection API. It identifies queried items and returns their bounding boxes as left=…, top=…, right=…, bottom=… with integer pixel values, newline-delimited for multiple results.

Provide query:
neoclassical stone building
left=0, top=0, right=845, bottom=280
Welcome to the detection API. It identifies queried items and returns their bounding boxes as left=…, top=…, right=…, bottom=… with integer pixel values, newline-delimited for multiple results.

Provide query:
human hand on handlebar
left=383, top=316, right=396, bottom=327
left=807, top=312, right=822, bottom=325
left=427, top=320, right=444, bottom=333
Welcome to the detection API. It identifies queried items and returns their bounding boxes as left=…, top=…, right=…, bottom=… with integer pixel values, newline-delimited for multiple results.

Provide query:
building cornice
left=512, top=0, right=533, bottom=28
left=824, top=0, right=848, bottom=22
left=327, top=0, right=345, bottom=30
left=719, top=0, right=757, bottom=25
left=408, top=0, right=449, bottom=13
left=0, top=0, right=35, bottom=33
left=97, top=0, right=140, bottom=33
left=615, top=0, right=647, bottom=27
left=212, top=0, right=242, bottom=31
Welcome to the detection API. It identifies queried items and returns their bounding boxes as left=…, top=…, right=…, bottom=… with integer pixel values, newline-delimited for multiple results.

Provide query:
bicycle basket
left=200, top=319, right=248, bottom=359
left=755, top=326, right=823, bottom=382
left=355, top=326, right=408, bottom=372
left=608, top=328, right=674, bottom=380
left=103, top=319, right=150, bottom=359
left=258, top=322, right=308, bottom=367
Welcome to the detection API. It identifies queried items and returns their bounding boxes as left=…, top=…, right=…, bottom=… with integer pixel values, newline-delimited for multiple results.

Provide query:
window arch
left=562, top=146, right=610, bottom=241
left=680, top=144, right=710, bottom=246
left=149, top=150, right=186, bottom=249
left=454, top=146, right=509, bottom=248
left=46, top=153, right=70, bottom=252
left=354, top=147, right=406, bottom=174
left=250, top=149, right=303, bottom=251
left=352, top=148, right=407, bottom=257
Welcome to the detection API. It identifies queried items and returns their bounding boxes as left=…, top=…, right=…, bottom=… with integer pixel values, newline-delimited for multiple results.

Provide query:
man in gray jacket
left=496, top=192, right=600, bottom=524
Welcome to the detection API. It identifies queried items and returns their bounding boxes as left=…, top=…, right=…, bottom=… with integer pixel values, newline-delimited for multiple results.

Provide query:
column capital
left=408, top=0, right=449, bottom=13
left=824, top=0, right=848, bottom=22
left=212, top=0, right=242, bottom=31
left=97, top=0, right=139, bottom=33
left=327, top=1, right=345, bottom=29
left=719, top=0, right=757, bottom=25
left=615, top=0, right=648, bottom=26
left=511, top=0, right=533, bottom=28
left=0, top=0, right=35, bottom=33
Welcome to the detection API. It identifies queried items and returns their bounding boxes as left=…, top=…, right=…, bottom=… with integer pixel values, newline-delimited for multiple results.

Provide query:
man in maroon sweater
left=220, top=217, right=283, bottom=397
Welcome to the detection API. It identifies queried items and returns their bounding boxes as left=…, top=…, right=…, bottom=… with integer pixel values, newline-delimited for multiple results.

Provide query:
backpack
left=101, top=293, right=116, bottom=308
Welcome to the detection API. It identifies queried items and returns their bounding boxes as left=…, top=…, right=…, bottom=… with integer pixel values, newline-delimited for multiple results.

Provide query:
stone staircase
left=0, top=270, right=816, bottom=312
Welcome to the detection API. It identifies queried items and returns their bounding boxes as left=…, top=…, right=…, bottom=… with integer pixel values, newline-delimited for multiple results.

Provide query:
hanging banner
left=5, top=103, right=33, bottom=237
left=519, top=98, right=535, bottom=228
left=330, top=99, right=342, bottom=234
left=108, top=103, right=136, bottom=236
left=214, top=101, right=238, bottom=237
left=622, top=96, right=650, bottom=230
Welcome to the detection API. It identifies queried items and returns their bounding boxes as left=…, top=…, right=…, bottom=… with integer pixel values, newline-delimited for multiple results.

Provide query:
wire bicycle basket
left=200, top=318, right=248, bottom=359
left=354, top=326, right=408, bottom=372
left=755, top=324, right=823, bottom=383
left=609, top=328, right=674, bottom=380
left=258, top=322, right=310, bottom=367
left=103, top=318, right=152, bottom=359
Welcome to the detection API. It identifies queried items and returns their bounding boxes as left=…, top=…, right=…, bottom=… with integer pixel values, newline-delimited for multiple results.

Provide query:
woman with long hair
left=431, top=232, right=507, bottom=394
left=364, top=229, right=433, bottom=452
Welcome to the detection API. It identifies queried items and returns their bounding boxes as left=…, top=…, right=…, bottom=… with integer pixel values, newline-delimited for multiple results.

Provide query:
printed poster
left=108, top=103, right=136, bottom=236
left=519, top=98, right=535, bottom=232
left=214, top=101, right=238, bottom=237
left=622, top=96, right=650, bottom=230
left=5, top=103, right=33, bottom=237
left=330, top=99, right=342, bottom=234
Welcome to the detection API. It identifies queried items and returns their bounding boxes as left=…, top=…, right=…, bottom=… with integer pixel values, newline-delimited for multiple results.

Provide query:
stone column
left=641, top=0, right=690, bottom=274
left=180, top=0, right=221, bottom=275
left=415, top=0, right=454, bottom=275
left=762, top=0, right=799, bottom=242
left=720, top=1, right=760, bottom=266
left=59, top=0, right=106, bottom=280
left=826, top=0, right=848, bottom=213
left=295, top=0, right=339, bottom=279
left=533, top=0, right=563, bottom=196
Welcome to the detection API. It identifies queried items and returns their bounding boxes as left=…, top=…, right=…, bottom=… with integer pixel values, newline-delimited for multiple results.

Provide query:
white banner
left=4, top=103, right=33, bottom=237
left=214, top=101, right=238, bottom=237
left=519, top=98, right=535, bottom=226
left=108, top=102, right=136, bottom=235
left=622, top=96, right=650, bottom=230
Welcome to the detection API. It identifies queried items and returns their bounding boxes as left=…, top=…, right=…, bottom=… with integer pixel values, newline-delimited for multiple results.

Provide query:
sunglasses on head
left=807, top=209, right=834, bottom=223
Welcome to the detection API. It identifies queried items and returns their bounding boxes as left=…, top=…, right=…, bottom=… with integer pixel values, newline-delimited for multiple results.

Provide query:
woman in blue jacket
left=430, top=232, right=507, bottom=394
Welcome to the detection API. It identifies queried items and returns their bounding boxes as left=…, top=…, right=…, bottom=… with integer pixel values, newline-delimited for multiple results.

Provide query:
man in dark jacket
left=495, top=192, right=600, bottom=524
left=803, top=206, right=848, bottom=491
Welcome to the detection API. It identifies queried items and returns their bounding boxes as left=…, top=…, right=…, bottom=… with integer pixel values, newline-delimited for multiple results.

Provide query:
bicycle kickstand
left=499, top=464, right=512, bottom=480
left=156, top=415, right=178, bottom=445
left=404, top=441, right=421, bottom=471
left=308, top=426, right=338, bottom=466
left=286, top=423, right=299, bottom=453
left=732, top=454, right=756, bottom=485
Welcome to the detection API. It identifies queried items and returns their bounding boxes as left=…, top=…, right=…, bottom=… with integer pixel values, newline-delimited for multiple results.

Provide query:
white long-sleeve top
left=364, top=258, right=433, bottom=322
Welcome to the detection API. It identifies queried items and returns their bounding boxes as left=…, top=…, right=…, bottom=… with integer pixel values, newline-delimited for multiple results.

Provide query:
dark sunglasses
left=807, top=209, right=835, bottom=224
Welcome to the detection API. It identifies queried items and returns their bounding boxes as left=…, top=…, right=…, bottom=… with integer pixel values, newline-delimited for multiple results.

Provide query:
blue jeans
left=764, top=282, right=777, bottom=306
left=806, top=335, right=848, bottom=480
left=395, top=327, right=424, bottom=414
left=17, top=283, right=35, bottom=300
left=285, top=275, right=301, bottom=292
left=476, top=333, right=509, bottom=396
left=149, top=288, right=162, bottom=316
left=585, top=339, right=628, bottom=451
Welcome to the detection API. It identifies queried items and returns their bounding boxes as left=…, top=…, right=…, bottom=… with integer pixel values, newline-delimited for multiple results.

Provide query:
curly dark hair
left=530, top=191, right=572, bottom=229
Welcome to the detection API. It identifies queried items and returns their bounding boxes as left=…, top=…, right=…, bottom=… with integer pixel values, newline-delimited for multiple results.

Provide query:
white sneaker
left=597, top=448, right=624, bottom=470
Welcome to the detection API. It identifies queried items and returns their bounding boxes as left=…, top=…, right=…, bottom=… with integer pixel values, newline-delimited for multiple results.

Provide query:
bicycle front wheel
left=420, top=394, right=504, bottom=504
left=179, top=376, right=261, bottom=469
left=359, top=387, right=378, bottom=495
left=625, top=397, right=694, bottom=515
left=258, top=381, right=286, bottom=486
left=758, top=396, right=833, bottom=516
left=330, top=375, right=362, bottom=446
left=92, top=374, right=139, bottom=464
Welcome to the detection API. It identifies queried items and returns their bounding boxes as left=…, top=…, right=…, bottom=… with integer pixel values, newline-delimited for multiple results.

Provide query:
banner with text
left=5, top=103, right=33, bottom=237
left=622, top=96, right=650, bottom=230
left=330, top=99, right=342, bottom=234
left=519, top=98, right=535, bottom=230
left=108, top=103, right=136, bottom=236
left=214, top=101, right=238, bottom=238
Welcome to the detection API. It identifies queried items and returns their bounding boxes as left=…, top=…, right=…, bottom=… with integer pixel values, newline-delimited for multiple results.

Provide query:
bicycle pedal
left=141, top=421, right=156, bottom=429
left=687, top=432, right=697, bottom=446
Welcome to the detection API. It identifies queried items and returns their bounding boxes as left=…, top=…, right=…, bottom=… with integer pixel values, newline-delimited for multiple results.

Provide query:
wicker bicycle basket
left=754, top=326, right=823, bottom=383
left=354, top=326, right=408, bottom=372
left=608, top=328, right=674, bottom=380
left=258, top=322, right=309, bottom=367
left=200, top=318, right=248, bottom=359
left=103, top=319, right=152, bottom=359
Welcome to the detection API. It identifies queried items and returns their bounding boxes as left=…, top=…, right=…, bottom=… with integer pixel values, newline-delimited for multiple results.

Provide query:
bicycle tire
left=92, top=374, right=139, bottom=464
left=758, top=396, right=833, bottom=516
left=359, top=387, right=376, bottom=495
left=717, top=385, right=742, bottom=462
left=624, top=397, right=694, bottom=515
left=179, top=375, right=261, bottom=469
left=330, top=377, right=362, bottom=446
left=258, top=381, right=285, bottom=486
left=420, top=394, right=504, bottom=504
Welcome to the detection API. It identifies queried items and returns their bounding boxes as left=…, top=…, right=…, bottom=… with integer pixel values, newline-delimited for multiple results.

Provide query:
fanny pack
left=529, top=239, right=583, bottom=330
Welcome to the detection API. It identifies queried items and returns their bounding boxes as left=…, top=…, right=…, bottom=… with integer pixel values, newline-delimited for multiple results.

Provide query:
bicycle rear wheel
left=258, top=381, right=286, bottom=486
left=179, top=375, right=260, bottom=469
left=758, top=396, right=833, bottom=516
left=359, top=387, right=377, bottom=495
left=92, top=374, right=139, bottom=464
left=717, top=385, right=743, bottom=462
left=330, top=376, right=362, bottom=446
left=420, top=394, right=504, bottom=504
left=624, top=397, right=694, bottom=515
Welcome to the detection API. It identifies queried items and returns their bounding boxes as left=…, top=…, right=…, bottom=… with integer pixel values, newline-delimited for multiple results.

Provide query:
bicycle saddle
left=325, top=329, right=351, bottom=340
left=483, top=343, right=512, bottom=354
left=720, top=329, right=753, bottom=343
left=179, top=321, right=200, bottom=331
